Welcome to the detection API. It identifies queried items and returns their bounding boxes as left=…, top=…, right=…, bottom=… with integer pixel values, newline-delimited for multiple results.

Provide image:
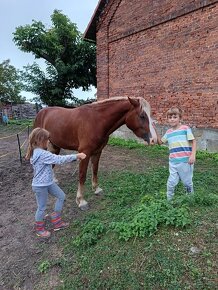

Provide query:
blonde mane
left=93, top=97, right=151, bottom=116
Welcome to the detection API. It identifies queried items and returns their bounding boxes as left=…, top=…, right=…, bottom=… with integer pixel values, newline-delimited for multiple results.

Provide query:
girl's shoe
left=50, top=212, right=69, bottom=231
left=36, top=230, right=51, bottom=238
left=35, top=221, right=51, bottom=238
left=53, top=221, right=69, bottom=231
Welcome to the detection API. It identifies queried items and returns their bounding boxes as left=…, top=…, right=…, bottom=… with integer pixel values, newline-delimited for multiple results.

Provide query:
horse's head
left=125, top=97, right=157, bottom=144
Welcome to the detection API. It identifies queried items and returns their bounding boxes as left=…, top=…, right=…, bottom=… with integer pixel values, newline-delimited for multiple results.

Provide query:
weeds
left=38, top=260, right=51, bottom=273
left=72, top=219, right=105, bottom=247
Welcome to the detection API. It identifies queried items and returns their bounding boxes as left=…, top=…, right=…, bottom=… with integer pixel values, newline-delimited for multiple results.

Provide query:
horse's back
left=34, top=107, right=75, bottom=127
left=34, top=106, right=92, bottom=150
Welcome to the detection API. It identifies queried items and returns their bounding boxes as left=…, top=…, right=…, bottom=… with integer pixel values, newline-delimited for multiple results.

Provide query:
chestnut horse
left=34, top=97, right=157, bottom=210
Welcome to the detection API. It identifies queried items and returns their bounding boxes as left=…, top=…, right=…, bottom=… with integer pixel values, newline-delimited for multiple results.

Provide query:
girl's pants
left=32, top=183, right=66, bottom=221
left=167, top=162, right=194, bottom=200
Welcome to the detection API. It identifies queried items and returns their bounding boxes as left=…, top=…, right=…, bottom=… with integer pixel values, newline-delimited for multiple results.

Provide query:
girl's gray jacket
left=30, top=148, right=77, bottom=186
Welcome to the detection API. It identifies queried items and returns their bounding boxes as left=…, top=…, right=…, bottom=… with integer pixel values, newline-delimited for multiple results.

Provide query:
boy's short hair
left=166, top=107, right=183, bottom=118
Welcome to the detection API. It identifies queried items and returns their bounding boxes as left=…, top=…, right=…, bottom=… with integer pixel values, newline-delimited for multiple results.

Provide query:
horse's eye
left=140, top=114, right=145, bottom=119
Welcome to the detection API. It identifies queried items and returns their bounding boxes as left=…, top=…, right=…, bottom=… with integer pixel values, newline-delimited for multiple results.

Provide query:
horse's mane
left=92, top=96, right=151, bottom=116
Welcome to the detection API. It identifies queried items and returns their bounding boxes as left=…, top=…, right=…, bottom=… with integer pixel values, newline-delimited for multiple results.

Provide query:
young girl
left=26, top=127, right=86, bottom=238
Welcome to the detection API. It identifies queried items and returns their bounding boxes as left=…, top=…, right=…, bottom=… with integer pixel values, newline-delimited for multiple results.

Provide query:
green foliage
left=108, top=137, right=145, bottom=149
left=8, top=119, right=33, bottom=126
left=72, top=219, right=105, bottom=247
left=193, top=192, right=218, bottom=206
left=108, top=137, right=168, bottom=159
left=110, top=201, right=190, bottom=241
left=196, top=150, right=218, bottom=161
left=13, top=10, right=96, bottom=106
left=0, top=59, right=25, bottom=104
left=38, top=260, right=51, bottom=273
left=108, top=136, right=165, bottom=150
left=0, top=119, right=33, bottom=137
left=71, top=167, right=218, bottom=244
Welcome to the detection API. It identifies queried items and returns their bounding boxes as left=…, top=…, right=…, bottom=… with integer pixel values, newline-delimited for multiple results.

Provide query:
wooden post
left=17, top=133, right=22, bottom=164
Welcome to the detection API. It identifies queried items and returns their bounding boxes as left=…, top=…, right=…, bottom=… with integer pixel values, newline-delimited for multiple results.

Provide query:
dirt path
left=0, top=128, right=152, bottom=289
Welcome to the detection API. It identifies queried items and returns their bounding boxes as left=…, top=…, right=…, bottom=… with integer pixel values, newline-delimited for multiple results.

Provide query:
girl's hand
left=77, top=153, right=86, bottom=160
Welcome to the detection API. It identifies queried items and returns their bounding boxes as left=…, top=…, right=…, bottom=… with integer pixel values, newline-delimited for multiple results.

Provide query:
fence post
left=17, top=134, right=22, bottom=164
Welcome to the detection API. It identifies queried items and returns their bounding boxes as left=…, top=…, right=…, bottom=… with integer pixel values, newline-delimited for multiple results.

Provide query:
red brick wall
left=96, top=0, right=218, bottom=128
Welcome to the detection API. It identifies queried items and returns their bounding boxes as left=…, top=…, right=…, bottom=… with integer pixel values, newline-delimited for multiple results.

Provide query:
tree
left=13, top=10, right=96, bottom=106
left=0, top=59, right=25, bottom=104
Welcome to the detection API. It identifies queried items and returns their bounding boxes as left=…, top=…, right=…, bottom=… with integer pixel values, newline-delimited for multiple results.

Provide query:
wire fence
left=0, top=125, right=30, bottom=163
left=0, top=125, right=81, bottom=178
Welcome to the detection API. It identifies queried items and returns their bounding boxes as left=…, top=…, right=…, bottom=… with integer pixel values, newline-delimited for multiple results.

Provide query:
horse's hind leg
left=91, top=152, right=103, bottom=195
left=48, top=142, right=60, bottom=155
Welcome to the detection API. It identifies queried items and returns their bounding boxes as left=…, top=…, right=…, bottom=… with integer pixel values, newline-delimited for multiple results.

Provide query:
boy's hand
left=77, top=153, right=86, bottom=160
left=189, top=140, right=196, bottom=164
left=188, top=155, right=196, bottom=164
left=149, top=138, right=156, bottom=145
left=151, top=121, right=162, bottom=145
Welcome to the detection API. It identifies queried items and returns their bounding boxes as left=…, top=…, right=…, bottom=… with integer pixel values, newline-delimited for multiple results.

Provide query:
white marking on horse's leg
left=76, top=184, right=89, bottom=210
left=94, top=186, right=103, bottom=195
left=78, top=200, right=89, bottom=211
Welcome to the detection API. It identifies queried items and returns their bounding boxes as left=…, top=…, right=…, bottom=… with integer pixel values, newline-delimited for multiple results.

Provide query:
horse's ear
left=128, top=97, right=139, bottom=108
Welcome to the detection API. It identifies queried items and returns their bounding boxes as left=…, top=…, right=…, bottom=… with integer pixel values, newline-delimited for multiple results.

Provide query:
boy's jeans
left=33, top=182, right=65, bottom=221
left=167, top=161, right=194, bottom=200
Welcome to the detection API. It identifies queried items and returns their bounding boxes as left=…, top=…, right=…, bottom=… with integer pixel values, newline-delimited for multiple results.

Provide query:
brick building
left=84, top=0, right=218, bottom=151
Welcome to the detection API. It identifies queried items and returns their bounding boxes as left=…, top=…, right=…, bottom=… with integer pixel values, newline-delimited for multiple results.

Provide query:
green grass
left=0, top=119, right=33, bottom=135
left=109, top=136, right=168, bottom=158
left=58, top=171, right=217, bottom=289
left=36, top=138, right=217, bottom=290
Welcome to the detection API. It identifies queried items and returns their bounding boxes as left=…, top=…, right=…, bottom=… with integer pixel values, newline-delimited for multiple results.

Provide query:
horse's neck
left=97, top=101, right=130, bottom=135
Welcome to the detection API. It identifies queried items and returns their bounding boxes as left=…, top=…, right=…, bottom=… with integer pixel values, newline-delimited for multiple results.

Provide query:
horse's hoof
left=95, top=187, right=103, bottom=195
left=79, top=200, right=89, bottom=211
left=79, top=204, right=89, bottom=211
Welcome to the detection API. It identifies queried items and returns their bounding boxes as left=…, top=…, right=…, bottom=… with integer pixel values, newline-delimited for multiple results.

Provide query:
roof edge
left=83, top=0, right=108, bottom=42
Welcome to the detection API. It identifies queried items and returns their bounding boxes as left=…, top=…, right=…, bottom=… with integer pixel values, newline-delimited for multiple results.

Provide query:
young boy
left=154, top=107, right=196, bottom=201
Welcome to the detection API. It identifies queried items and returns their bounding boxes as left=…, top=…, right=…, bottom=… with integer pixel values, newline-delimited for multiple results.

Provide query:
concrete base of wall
left=111, top=125, right=218, bottom=153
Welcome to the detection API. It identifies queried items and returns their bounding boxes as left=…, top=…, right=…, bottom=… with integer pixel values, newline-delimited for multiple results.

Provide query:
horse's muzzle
left=143, top=133, right=150, bottom=145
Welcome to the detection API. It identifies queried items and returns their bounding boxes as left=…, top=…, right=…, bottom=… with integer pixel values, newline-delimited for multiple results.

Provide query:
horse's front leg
left=76, top=157, right=90, bottom=211
left=91, top=151, right=103, bottom=195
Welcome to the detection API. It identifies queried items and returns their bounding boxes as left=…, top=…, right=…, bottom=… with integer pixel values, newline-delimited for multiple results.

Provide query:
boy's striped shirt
left=161, top=125, right=195, bottom=163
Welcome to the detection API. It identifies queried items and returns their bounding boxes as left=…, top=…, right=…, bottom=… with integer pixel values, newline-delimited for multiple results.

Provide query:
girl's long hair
left=25, top=127, right=50, bottom=160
